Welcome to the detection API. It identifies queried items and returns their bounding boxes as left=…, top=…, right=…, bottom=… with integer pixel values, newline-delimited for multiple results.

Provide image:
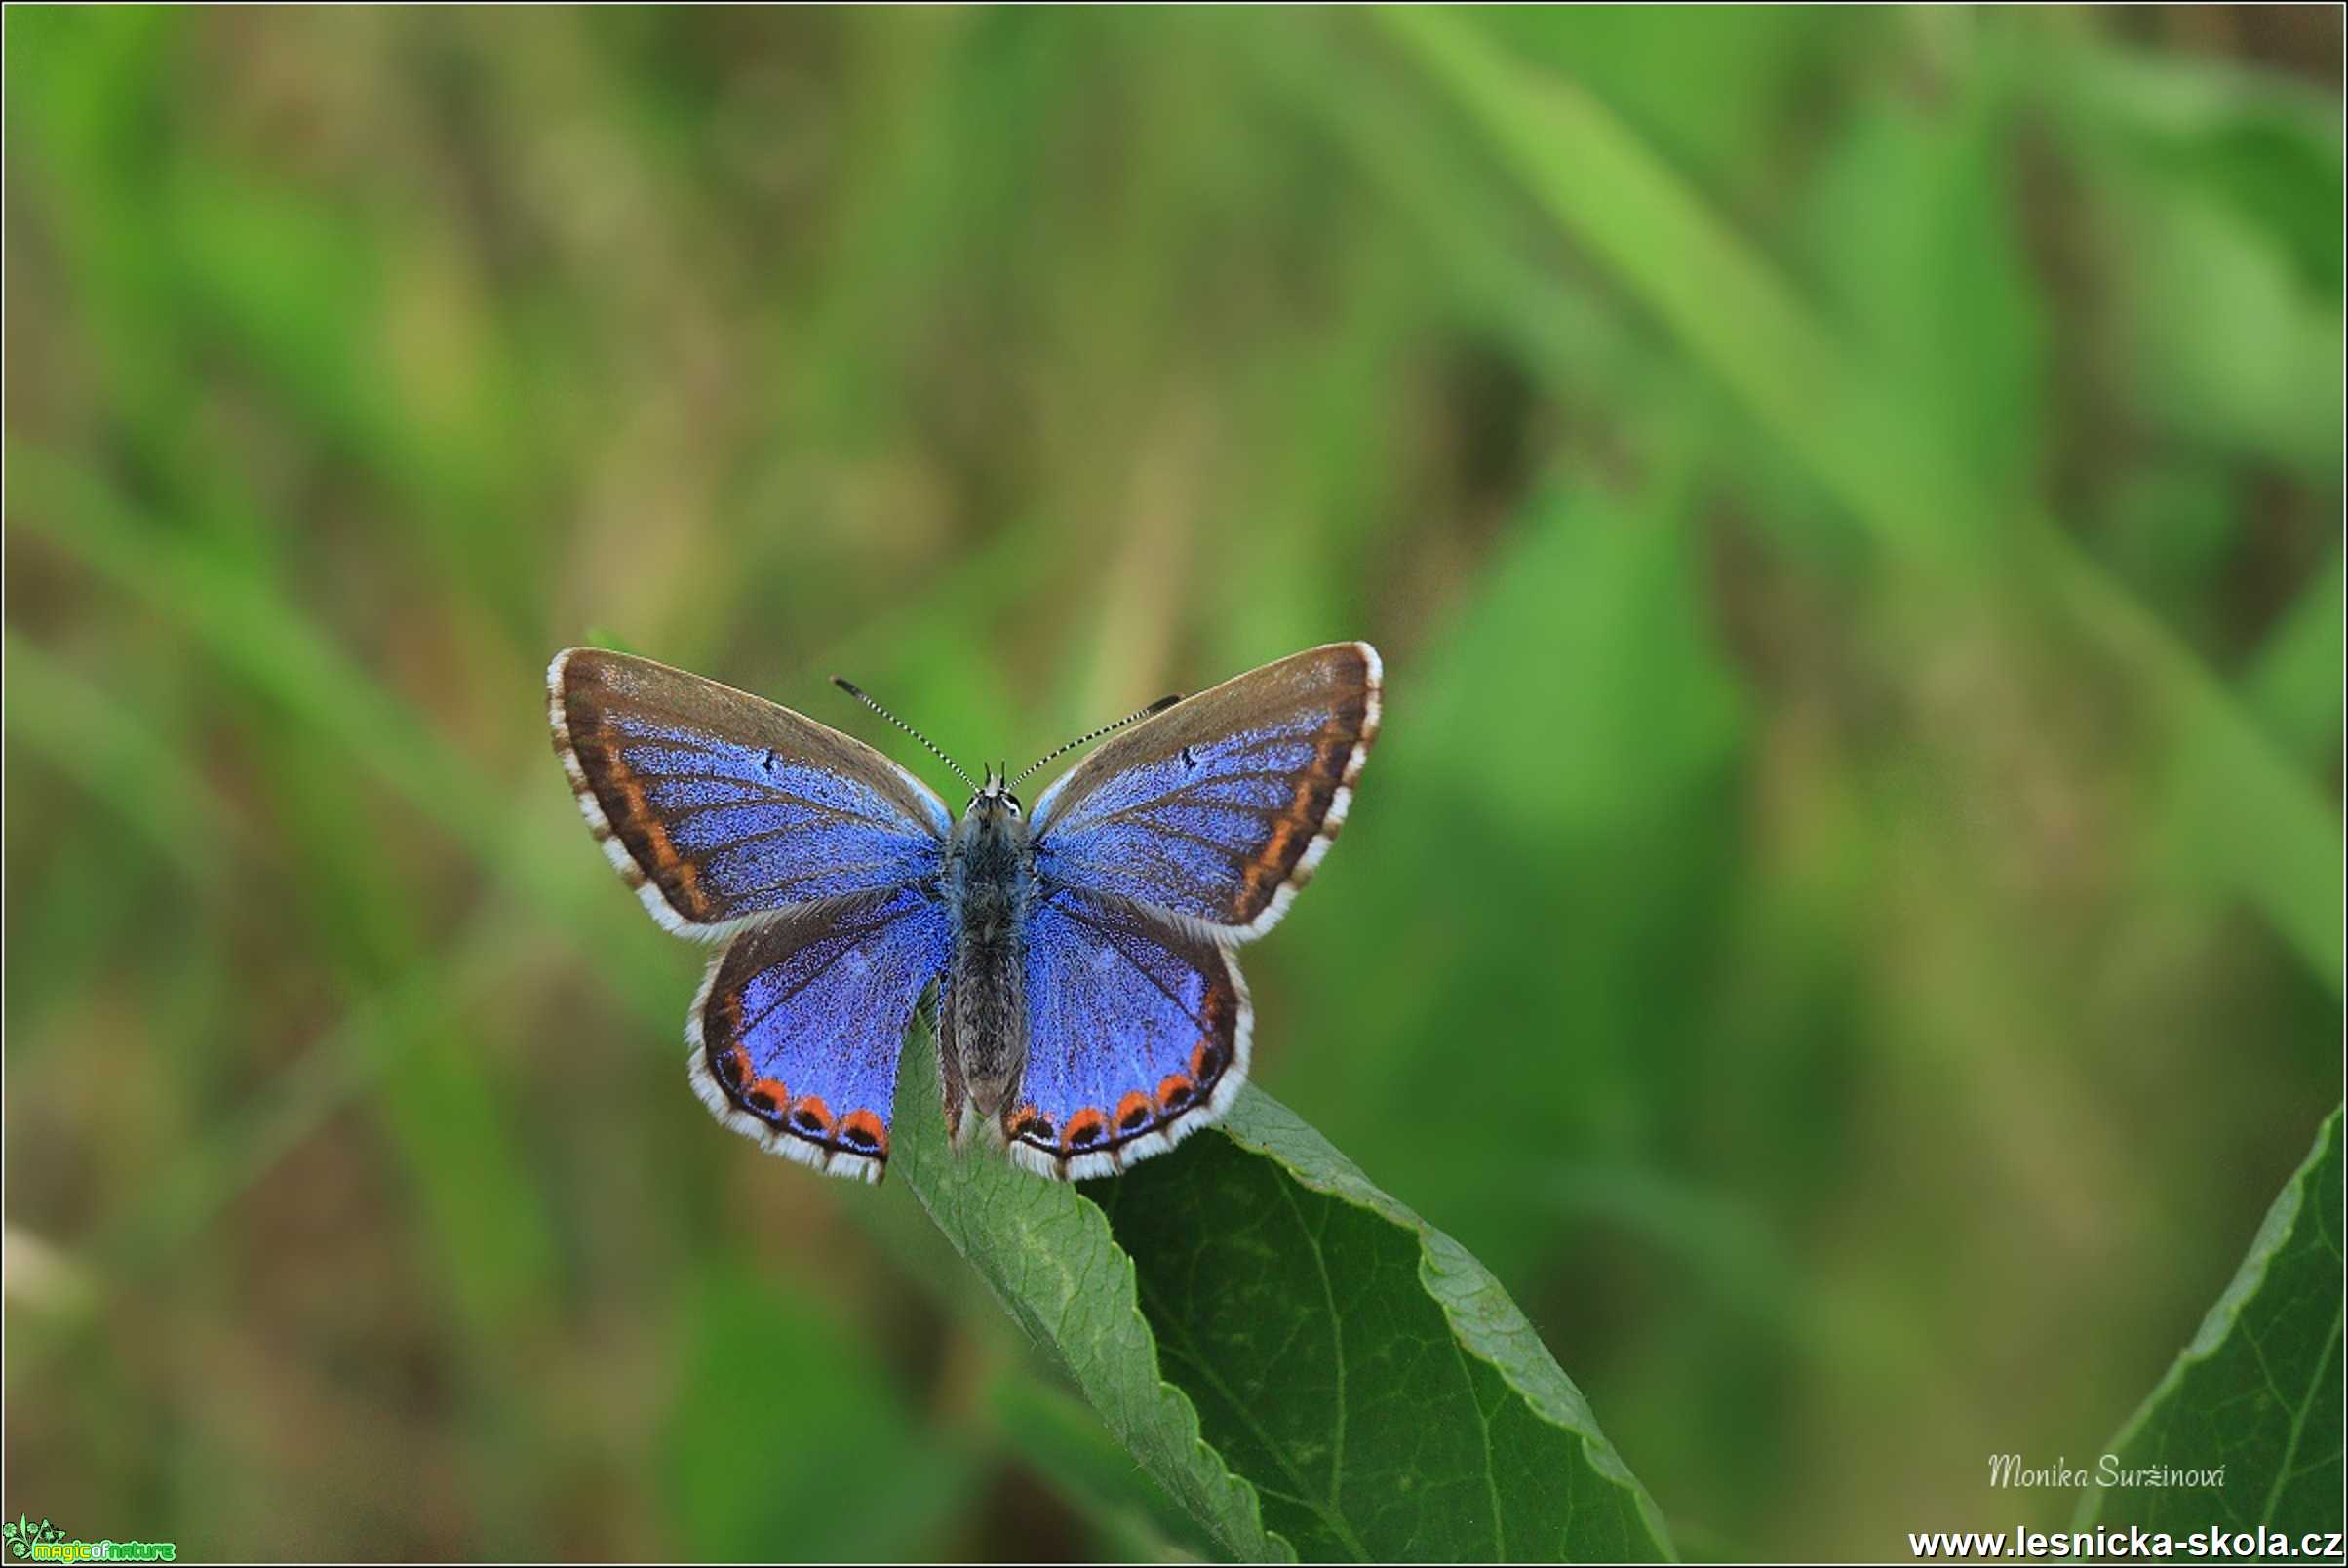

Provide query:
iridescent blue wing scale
left=1030, top=643, right=1380, bottom=942
left=1003, top=889, right=1250, bottom=1181
left=550, top=648, right=951, bottom=939
left=689, top=886, right=950, bottom=1183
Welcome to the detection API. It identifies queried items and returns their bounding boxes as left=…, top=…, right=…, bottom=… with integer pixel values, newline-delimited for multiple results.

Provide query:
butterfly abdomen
left=943, top=805, right=1033, bottom=1133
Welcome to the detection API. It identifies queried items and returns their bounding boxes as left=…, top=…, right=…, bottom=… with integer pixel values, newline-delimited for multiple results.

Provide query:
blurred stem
left=1375, top=6, right=2343, bottom=997
left=3, top=630, right=245, bottom=884
left=2241, top=545, right=2346, bottom=760
left=987, top=1372, right=1214, bottom=1562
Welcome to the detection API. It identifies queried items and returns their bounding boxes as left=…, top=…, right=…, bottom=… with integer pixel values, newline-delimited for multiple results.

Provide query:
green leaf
left=1099, top=1093, right=1673, bottom=1563
left=892, top=1023, right=1292, bottom=1563
left=2076, top=1107, right=2343, bottom=1535
left=2049, top=34, right=2344, bottom=302
left=1800, top=67, right=2048, bottom=500
left=895, top=1025, right=1673, bottom=1562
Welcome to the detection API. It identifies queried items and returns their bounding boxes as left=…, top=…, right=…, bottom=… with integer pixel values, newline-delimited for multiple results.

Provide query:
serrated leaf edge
left=896, top=1026, right=1298, bottom=1563
left=1220, top=1087, right=1679, bottom=1559
left=2073, top=1104, right=2344, bottom=1529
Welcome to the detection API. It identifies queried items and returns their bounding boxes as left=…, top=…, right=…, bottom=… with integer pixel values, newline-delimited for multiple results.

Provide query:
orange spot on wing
left=1062, top=1108, right=1109, bottom=1152
left=1156, top=1073, right=1199, bottom=1115
left=1233, top=721, right=1356, bottom=914
left=788, top=1095, right=835, bottom=1138
left=743, top=1075, right=788, bottom=1117
left=599, top=731, right=710, bottom=918
left=839, top=1109, right=888, bottom=1156
left=1190, top=1039, right=1228, bottom=1082
left=1114, top=1090, right=1154, bottom=1136
left=1006, top=1104, right=1056, bottom=1145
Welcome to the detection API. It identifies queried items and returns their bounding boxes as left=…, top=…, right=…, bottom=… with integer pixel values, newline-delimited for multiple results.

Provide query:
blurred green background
left=5, top=5, right=2340, bottom=1560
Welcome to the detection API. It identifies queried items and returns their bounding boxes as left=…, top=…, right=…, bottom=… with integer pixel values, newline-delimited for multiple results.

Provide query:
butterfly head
left=967, top=765, right=1024, bottom=824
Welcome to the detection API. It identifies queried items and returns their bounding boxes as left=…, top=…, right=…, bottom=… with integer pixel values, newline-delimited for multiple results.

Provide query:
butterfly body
left=940, top=774, right=1035, bottom=1140
left=550, top=642, right=1380, bottom=1183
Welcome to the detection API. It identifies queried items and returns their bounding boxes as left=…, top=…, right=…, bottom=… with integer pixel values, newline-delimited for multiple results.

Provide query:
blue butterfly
left=548, top=643, right=1381, bottom=1182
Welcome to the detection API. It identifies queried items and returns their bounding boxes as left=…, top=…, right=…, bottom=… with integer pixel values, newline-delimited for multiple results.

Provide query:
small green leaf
left=2077, top=1106, right=2343, bottom=1534
left=1099, top=1092, right=1674, bottom=1563
left=893, top=1023, right=1292, bottom=1563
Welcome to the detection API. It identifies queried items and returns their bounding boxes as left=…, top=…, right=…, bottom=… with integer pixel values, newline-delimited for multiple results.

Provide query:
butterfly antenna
left=831, top=677, right=980, bottom=794
left=1012, top=692, right=1183, bottom=787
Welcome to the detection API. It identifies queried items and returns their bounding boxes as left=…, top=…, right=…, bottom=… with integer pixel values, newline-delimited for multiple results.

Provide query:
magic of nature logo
left=1, top=1517, right=176, bottom=1563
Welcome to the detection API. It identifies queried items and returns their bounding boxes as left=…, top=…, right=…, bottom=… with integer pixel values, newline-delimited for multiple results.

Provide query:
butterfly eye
left=1005, top=794, right=1023, bottom=817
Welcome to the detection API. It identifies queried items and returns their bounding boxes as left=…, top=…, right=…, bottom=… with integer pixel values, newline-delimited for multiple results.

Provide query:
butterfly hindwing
left=689, top=885, right=951, bottom=1183
left=1030, top=642, right=1379, bottom=941
left=550, top=648, right=951, bottom=937
left=1002, top=889, right=1250, bottom=1181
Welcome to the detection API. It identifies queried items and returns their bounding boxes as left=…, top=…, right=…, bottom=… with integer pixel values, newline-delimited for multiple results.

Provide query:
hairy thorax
left=943, top=805, right=1033, bottom=1129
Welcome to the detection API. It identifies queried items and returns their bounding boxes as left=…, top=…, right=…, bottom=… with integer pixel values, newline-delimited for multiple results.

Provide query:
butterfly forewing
left=1029, top=642, right=1380, bottom=941
left=550, top=649, right=952, bottom=938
